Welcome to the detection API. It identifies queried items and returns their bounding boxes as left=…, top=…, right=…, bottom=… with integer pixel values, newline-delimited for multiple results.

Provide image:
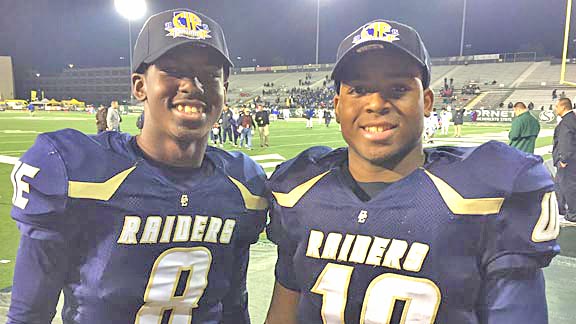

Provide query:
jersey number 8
left=135, top=247, right=212, bottom=324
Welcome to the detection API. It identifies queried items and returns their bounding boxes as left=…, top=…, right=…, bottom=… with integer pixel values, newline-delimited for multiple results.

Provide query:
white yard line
left=0, top=155, right=18, bottom=165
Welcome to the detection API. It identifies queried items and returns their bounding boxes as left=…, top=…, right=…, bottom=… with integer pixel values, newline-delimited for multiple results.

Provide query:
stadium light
left=459, top=0, right=468, bottom=57
left=315, top=0, right=321, bottom=64
left=115, top=0, right=147, bottom=103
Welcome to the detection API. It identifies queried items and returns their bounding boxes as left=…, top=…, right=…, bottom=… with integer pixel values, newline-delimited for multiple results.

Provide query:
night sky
left=0, top=0, right=571, bottom=74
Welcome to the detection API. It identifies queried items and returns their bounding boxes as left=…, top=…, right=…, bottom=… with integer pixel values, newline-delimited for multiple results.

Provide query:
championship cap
left=132, top=9, right=233, bottom=73
left=331, top=20, right=431, bottom=89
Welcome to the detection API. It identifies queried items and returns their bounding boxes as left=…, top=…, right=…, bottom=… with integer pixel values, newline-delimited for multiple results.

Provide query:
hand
left=560, top=161, right=568, bottom=168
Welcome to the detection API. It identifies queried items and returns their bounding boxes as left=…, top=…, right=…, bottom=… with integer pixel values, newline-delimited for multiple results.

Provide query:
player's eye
left=349, top=86, right=372, bottom=95
left=391, top=85, right=410, bottom=98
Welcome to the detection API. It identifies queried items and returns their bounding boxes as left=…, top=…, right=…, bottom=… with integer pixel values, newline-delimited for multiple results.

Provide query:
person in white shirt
left=440, top=107, right=451, bottom=135
left=106, top=101, right=121, bottom=132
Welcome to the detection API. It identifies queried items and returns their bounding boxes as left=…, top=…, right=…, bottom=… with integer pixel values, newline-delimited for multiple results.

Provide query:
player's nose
left=178, top=76, right=205, bottom=95
left=364, top=92, right=391, bottom=115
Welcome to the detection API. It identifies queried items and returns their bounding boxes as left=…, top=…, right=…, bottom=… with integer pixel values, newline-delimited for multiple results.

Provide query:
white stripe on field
left=251, top=154, right=285, bottom=161
left=0, top=155, right=19, bottom=165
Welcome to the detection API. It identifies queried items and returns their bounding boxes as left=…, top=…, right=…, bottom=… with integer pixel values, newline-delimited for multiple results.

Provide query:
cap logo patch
left=353, top=21, right=399, bottom=44
left=165, top=11, right=211, bottom=40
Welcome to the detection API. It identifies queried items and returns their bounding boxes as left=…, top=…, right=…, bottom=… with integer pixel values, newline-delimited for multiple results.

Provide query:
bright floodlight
left=115, top=0, right=147, bottom=21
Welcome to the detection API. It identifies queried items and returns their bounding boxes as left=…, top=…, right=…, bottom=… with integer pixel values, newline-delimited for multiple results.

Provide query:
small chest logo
left=180, top=194, right=189, bottom=207
left=357, top=210, right=368, bottom=224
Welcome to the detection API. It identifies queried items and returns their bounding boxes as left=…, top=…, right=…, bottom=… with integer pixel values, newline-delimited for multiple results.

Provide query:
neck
left=348, top=145, right=425, bottom=183
left=136, top=128, right=207, bottom=168
left=561, top=109, right=572, bottom=117
left=516, top=109, right=528, bottom=116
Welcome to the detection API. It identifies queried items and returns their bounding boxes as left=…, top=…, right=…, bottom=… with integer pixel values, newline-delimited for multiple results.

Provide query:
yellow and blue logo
left=353, top=21, right=400, bottom=45
left=164, top=11, right=211, bottom=40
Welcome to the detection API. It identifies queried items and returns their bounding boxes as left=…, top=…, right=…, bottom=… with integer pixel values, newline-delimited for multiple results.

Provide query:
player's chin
left=171, top=124, right=211, bottom=142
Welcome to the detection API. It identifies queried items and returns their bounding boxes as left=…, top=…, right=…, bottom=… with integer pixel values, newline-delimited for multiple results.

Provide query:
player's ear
left=133, top=73, right=146, bottom=101
left=334, top=83, right=341, bottom=124
left=423, top=88, right=434, bottom=118
left=334, top=94, right=341, bottom=124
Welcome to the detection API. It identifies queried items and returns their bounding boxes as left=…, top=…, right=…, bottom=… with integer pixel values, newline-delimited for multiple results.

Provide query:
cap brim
left=139, top=39, right=234, bottom=71
left=331, top=40, right=426, bottom=81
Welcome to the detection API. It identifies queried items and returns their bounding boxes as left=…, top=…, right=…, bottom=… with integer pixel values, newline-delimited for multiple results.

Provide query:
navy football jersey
left=267, top=142, right=560, bottom=324
left=8, top=129, right=268, bottom=324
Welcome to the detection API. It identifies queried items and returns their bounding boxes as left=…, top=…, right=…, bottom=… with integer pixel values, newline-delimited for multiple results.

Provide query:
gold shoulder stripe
left=423, top=169, right=504, bottom=215
left=228, top=176, right=269, bottom=210
left=68, top=166, right=137, bottom=201
left=272, top=171, right=330, bottom=208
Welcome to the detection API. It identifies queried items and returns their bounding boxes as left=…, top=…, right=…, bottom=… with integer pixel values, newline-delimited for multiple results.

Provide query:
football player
left=265, top=20, right=559, bottom=324
left=8, top=9, right=268, bottom=324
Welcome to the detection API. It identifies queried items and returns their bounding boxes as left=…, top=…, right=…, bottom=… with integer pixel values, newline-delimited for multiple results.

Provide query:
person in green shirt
left=509, top=102, right=540, bottom=153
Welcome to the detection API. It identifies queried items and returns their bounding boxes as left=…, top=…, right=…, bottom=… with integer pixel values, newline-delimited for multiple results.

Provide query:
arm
left=480, top=160, right=559, bottom=323
left=7, top=135, right=71, bottom=324
left=106, top=109, right=113, bottom=129
left=265, top=281, right=300, bottom=324
left=557, top=123, right=576, bottom=163
left=265, top=201, right=301, bottom=324
left=508, top=120, right=521, bottom=142
left=221, top=248, right=250, bottom=324
left=7, top=236, right=69, bottom=324
left=477, top=269, right=548, bottom=324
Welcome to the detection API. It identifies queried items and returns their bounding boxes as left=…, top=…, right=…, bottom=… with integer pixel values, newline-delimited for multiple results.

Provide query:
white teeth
left=178, top=105, right=201, bottom=114
left=365, top=126, right=387, bottom=133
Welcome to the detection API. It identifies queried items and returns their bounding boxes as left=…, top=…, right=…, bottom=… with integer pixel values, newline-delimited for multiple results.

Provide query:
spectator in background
left=552, top=89, right=558, bottom=101
left=231, top=107, right=241, bottom=147
left=453, top=107, right=465, bottom=137
left=136, top=111, right=144, bottom=131
left=528, top=102, right=534, bottom=110
left=507, top=102, right=514, bottom=109
left=305, top=107, right=314, bottom=128
left=210, top=122, right=223, bottom=147
left=440, top=107, right=451, bottom=135
left=96, top=105, right=108, bottom=133
left=553, top=98, right=576, bottom=221
left=106, top=100, right=121, bottom=132
left=255, top=105, right=270, bottom=147
left=220, top=105, right=234, bottom=146
left=239, top=108, right=256, bottom=150
left=27, top=103, right=35, bottom=117
left=323, top=109, right=332, bottom=127
left=509, top=102, right=540, bottom=153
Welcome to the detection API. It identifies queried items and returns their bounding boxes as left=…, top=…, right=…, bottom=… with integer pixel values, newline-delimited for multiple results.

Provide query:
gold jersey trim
left=272, top=171, right=331, bottom=208
left=423, top=169, right=505, bottom=215
left=68, top=166, right=137, bottom=201
left=228, top=176, right=268, bottom=210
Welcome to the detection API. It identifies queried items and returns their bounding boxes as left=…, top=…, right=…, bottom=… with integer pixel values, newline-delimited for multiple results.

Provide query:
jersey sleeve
left=266, top=196, right=301, bottom=292
left=221, top=247, right=250, bottom=324
left=482, top=159, right=560, bottom=276
left=8, top=134, right=74, bottom=323
left=477, top=269, right=549, bottom=324
left=10, top=134, right=71, bottom=241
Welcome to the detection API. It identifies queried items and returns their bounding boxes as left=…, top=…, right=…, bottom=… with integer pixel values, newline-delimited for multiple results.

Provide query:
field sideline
left=1, top=111, right=574, bottom=323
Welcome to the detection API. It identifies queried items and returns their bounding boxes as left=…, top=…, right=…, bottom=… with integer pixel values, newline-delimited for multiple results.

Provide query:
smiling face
left=334, top=49, right=433, bottom=168
left=133, top=45, right=228, bottom=143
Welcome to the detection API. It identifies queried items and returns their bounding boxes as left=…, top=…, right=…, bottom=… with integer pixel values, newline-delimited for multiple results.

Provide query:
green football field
left=0, top=110, right=574, bottom=323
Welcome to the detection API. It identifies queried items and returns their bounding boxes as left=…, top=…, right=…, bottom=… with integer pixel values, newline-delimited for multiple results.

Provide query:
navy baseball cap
left=132, top=9, right=233, bottom=73
left=331, top=20, right=431, bottom=89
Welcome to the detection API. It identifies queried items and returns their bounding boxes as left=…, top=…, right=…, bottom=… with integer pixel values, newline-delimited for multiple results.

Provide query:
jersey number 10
left=312, top=263, right=441, bottom=324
